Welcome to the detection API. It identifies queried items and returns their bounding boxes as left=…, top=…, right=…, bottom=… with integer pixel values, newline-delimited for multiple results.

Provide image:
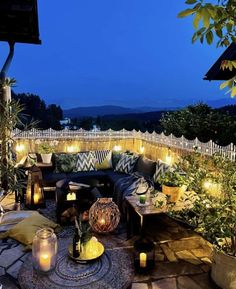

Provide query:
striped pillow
left=153, top=160, right=171, bottom=183
left=76, top=151, right=96, bottom=172
left=115, top=154, right=138, bottom=174
left=92, top=150, right=111, bottom=164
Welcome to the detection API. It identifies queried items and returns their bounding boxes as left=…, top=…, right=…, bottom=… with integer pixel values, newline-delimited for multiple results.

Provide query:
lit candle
left=100, top=218, right=105, bottom=225
left=139, top=252, right=147, bottom=268
left=67, top=192, right=76, bottom=201
left=39, top=253, right=51, bottom=272
left=139, top=194, right=146, bottom=204
left=33, top=193, right=39, bottom=204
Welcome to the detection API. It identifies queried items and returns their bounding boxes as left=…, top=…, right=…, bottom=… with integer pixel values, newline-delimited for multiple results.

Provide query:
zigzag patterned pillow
left=76, top=151, right=96, bottom=172
left=153, top=160, right=171, bottom=183
left=92, top=150, right=111, bottom=164
left=115, top=154, right=138, bottom=174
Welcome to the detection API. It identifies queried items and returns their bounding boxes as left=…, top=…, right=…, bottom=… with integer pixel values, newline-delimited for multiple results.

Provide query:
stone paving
left=0, top=199, right=220, bottom=289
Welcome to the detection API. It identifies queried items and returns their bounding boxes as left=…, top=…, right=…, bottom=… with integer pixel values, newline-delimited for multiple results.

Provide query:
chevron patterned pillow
left=92, top=150, right=111, bottom=164
left=115, top=153, right=138, bottom=174
left=153, top=160, right=171, bottom=184
left=76, top=151, right=96, bottom=171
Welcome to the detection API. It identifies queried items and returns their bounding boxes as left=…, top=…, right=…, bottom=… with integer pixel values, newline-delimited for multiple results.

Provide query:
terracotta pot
left=211, top=249, right=236, bottom=289
left=162, top=185, right=186, bottom=202
left=40, top=153, right=52, bottom=164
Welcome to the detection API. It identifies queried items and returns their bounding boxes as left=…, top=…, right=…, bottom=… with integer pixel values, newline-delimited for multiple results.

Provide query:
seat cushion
left=134, top=156, right=156, bottom=178
left=105, top=170, right=130, bottom=185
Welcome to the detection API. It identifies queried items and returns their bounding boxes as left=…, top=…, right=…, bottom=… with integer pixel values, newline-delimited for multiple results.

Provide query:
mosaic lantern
left=32, top=228, right=57, bottom=273
left=89, top=198, right=120, bottom=233
left=134, top=238, right=155, bottom=273
left=25, top=165, right=45, bottom=209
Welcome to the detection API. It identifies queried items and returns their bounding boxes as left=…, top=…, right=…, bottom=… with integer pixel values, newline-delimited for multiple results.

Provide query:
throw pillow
left=134, top=156, right=156, bottom=178
left=55, top=153, right=77, bottom=173
left=115, top=153, right=139, bottom=174
left=92, top=150, right=111, bottom=164
left=76, top=151, right=96, bottom=171
left=153, top=160, right=171, bottom=184
left=0, top=213, right=60, bottom=246
left=95, top=151, right=112, bottom=170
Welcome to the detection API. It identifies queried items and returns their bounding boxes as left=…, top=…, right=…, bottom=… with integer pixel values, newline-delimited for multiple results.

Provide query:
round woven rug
left=18, top=239, right=134, bottom=289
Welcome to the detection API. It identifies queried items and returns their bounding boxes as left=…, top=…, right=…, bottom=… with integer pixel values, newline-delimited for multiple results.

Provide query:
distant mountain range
left=63, top=99, right=236, bottom=118
left=63, top=105, right=176, bottom=118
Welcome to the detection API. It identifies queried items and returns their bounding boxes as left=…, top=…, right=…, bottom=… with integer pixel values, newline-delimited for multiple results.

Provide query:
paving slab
left=177, top=276, right=204, bottom=289
left=191, top=273, right=220, bottom=289
left=0, top=245, right=24, bottom=268
left=152, top=278, right=177, bottom=289
left=168, top=237, right=203, bottom=252
left=176, top=250, right=202, bottom=265
left=6, top=260, right=23, bottom=279
left=132, top=282, right=149, bottom=289
left=160, top=244, right=177, bottom=262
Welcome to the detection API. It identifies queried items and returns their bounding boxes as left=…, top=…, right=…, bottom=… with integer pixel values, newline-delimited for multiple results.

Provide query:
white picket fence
left=13, top=128, right=236, bottom=161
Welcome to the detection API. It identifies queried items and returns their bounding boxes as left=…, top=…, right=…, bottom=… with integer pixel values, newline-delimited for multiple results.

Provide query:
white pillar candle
left=139, top=252, right=147, bottom=268
left=39, top=252, right=51, bottom=272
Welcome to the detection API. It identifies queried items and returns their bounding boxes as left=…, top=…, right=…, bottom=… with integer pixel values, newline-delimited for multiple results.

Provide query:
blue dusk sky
left=0, top=0, right=235, bottom=109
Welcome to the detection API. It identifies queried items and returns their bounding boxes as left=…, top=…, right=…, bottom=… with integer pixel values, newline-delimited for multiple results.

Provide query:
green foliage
left=170, top=152, right=236, bottom=255
left=38, top=142, right=54, bottom=154
left=12, top=92, right=63, bottom=130
left=178, top=0, right=236, bottom=96
left=160, top=103, right=236, bottom=145
left=158, top=169, right=186, bottom=187
left=75, top=216, right=91, bottom=245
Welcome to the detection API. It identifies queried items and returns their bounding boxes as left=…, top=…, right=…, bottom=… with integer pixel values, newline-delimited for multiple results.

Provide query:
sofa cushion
left=135, top=156, right=156, bottom=178
left=95, top=151, right=113, bottom=170
left=153, top=160, right=171, bottom=184
left=105, top=170, right=129, bottom=185
left=115, top=154, right=139, bottom=174
left=76, top=151, right=96, bottom=172
left=55, top=153, right=78, bottom=173
left=92, top=150, right=111, bottom=164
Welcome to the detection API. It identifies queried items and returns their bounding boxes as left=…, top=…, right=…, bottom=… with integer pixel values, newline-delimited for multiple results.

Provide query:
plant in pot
left=158, top=170, right=187, bottom=203
left=38, top=142, right=54, bottom=164
left=170, top=152, right=236, bottom=289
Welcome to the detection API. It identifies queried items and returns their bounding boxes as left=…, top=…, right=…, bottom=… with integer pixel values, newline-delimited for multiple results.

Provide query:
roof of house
left=204, top=43, right=236, bottom=81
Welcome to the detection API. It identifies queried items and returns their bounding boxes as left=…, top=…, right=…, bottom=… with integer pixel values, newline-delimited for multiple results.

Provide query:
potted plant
left=38, top=142, right=54, bottom=164
left=171, top=152, right=236, bottom=289
left=158, top=170, right=187, bottom=202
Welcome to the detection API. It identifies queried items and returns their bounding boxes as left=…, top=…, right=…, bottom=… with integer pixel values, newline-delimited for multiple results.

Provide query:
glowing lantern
left=25, top=165, right=45, bottom=208
left=89, top=198, right=120, bottom=233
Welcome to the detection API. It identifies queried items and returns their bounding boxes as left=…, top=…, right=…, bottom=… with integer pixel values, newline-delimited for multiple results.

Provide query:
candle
left=100, top=218, right=105, bottom=225
left=67, top=192, right=76, bottom=201
left=139, top=194, right=146, bottom=204
left=33, top=193, right=39, bottom=204
left=39, top=253, right=51, bottom=272
left=139, top=252, right=147, bottom=268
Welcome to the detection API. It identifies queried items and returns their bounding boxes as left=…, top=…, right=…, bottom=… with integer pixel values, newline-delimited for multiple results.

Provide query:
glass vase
left=32, top=228, right=57, bottom=273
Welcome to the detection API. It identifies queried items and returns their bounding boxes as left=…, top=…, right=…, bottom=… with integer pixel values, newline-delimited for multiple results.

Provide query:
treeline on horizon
left=12, top=91, right=236, bottom=146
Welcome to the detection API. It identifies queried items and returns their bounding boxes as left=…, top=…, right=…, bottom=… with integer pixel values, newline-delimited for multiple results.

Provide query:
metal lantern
left=134, top=238, right=155, bottom=273
left=89, top=198, right=120, bottom=233
left=32, top=228, right=57, bottom=273
left=25, top=165, right=45, bottom=209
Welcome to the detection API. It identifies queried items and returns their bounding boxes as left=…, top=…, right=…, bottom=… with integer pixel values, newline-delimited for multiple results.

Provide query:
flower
left=152, top=193, right=167, bottom=208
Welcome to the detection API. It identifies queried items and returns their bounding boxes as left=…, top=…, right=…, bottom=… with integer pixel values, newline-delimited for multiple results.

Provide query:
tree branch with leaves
left=178, top=0, right=236, bottom=96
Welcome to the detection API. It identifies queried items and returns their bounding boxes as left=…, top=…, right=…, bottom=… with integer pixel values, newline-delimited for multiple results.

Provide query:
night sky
left=0, top=0, right=234, bottom=109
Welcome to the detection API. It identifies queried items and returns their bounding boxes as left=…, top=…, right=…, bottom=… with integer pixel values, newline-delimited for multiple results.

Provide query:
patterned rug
left=18, top=237, right=134, bottom=289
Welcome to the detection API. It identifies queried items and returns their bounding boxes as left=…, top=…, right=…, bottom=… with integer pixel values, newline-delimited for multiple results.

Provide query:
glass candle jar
left=139, top=194, right=146, bottom=204
left=32, top=228, right=57, bottom=273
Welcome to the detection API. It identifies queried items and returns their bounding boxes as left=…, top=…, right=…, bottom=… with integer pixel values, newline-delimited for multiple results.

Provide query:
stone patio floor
left=0, top=197, right=220, bottom=289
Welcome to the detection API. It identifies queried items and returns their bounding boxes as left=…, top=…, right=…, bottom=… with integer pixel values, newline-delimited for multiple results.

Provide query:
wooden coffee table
left=125, top=195, right=192, bottom=239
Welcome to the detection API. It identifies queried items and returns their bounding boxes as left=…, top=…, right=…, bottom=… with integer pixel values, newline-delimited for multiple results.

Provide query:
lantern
left=89, top=198, right=120, bottom=233
left=32, top=228, right=57, bottom=273
left=134, top=238, right=155, bottom=272
left=25, top=165, right=45, bottom=209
